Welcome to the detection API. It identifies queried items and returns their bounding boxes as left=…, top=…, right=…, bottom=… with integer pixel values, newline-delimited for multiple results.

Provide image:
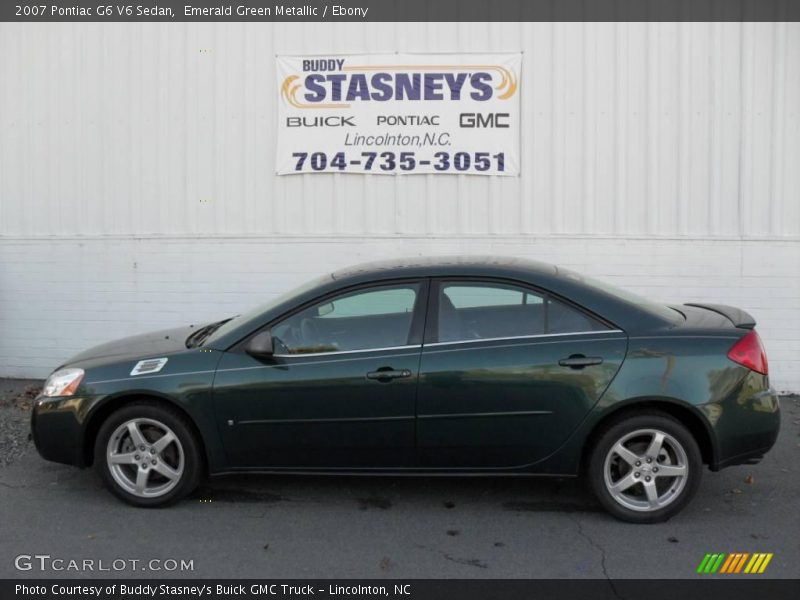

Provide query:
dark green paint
left=31, top=257, right=780, bottom=476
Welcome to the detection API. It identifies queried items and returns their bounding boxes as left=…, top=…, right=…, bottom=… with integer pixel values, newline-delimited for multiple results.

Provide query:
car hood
left=62, top=325, right=198, bottom=367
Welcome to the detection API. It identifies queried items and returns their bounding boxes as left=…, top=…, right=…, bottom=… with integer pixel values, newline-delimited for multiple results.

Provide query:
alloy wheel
left=603, top=428, right=689, bottom=512
left=106, top=418, right=184, bottom=498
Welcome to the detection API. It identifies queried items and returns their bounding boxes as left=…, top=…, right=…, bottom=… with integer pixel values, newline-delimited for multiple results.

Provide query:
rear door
left=416, top=278, right=628, bottom=468
left=213, top=280, right=427, bottom=469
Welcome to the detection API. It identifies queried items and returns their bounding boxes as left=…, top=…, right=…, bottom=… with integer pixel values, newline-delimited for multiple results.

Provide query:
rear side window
left=443, top=285, right=544, bottom=308
left=436, top=282, right=608, bottom=343
left=547, top=296, right=609, bottom=334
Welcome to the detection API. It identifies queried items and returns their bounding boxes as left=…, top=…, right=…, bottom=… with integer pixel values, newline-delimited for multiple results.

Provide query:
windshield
left=559, top=268, right=684, bottom=324
left=201, top=274, right=332, bottom=346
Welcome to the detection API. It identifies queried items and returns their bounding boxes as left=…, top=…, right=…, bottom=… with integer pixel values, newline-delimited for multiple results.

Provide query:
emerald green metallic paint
left=213, top=346, right=421, bottom=468
left=416, top=335, right=627, bottom=468
left=31, top=257, right=780, bottom=479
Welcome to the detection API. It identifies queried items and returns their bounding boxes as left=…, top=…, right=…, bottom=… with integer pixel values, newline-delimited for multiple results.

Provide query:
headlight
left=42, top=368, right=85, bottom=397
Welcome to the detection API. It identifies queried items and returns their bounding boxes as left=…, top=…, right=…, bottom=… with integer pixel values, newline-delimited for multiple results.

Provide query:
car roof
left=330, top=255, right=558, bottom=282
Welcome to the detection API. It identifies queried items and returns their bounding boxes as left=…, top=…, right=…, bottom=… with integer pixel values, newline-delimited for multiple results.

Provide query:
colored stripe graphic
left=745, top=554, right=761, bottom=573
left=758, top=554, right=773, bottom=573
left=719, top=554, right=736, bottom=573
left=734, top=553, right=750, bottom=573
left=727, top=554, right=738, bottom=573
left=714, top=554, right=727, bottom=573
left=745, top=553, right=774, bottom=574
left=703, top=554, right=719, bottom=573
left=720, top=553, right=742, bottom=573
left=697, top=554, right=712, bottom=573
left=699, top=552, right=773, bottom=575
left=709, top=554, right=726, bottom=573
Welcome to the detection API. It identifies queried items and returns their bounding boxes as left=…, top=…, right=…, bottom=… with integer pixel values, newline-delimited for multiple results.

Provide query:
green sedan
left=31, top=257, right=780, bottom=522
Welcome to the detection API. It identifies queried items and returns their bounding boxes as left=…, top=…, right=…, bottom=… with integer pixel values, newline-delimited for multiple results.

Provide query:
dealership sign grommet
left=276, top=53, right=521, bottom=175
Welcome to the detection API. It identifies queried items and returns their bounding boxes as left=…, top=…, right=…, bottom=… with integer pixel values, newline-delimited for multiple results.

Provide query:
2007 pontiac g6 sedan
left=32, top=257, right=780, bottom=522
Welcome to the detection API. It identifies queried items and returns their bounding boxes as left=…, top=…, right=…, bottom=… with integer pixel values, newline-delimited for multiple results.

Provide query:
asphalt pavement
left=0, top=381, right=798, bottom=580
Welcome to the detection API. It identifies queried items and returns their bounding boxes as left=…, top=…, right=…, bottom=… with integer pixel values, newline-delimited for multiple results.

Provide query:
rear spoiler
left=684, top=303, right=756, bottom=329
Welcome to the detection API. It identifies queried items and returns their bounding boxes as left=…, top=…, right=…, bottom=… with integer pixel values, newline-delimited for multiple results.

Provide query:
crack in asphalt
left=441, top=553, right=488, bottom=569
left=571, top=515, right=625, bottom=600
left=0, top=480, right=27, bottom=489
left=415, top=544, right=488, bottom=570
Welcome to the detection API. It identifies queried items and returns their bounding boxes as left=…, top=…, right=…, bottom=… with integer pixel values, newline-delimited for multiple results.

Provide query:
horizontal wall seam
left=1, top=234, right=800, bottom=243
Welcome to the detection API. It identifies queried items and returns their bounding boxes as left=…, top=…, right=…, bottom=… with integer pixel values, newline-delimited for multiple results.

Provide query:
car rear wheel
left=94, top=402, right=202, bottom=507
left=588, top=412, right=702, bottom=523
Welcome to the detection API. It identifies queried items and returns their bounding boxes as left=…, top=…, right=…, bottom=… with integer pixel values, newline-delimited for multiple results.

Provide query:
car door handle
left=558, top=355, right=604, bottom=369
left=366, top=368, right=413, bottom=382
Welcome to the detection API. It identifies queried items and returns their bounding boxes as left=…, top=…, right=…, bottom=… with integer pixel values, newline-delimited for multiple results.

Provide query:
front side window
left=437, top=282, right=608, bottom=343
left=271, top=284, right=420, bottom=354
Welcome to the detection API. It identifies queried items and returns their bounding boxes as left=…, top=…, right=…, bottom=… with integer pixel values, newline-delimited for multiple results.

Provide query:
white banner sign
left=276, top=53, right=521, bottom=176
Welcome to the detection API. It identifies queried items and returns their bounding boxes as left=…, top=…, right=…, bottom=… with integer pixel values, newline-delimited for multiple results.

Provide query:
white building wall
left=1, top=22, right=799, bottom=388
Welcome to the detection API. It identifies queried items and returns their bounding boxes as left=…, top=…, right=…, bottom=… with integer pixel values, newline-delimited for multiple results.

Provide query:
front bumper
left=31, top=395, right=92, bottom=467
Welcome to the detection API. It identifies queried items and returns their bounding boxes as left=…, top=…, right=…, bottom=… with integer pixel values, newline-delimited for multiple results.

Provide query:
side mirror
left=246, top=330, right=274, bottom=357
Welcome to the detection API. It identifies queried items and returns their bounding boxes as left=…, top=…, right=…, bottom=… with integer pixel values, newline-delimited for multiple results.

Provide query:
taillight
left=727, top=330, right=768, bottom=375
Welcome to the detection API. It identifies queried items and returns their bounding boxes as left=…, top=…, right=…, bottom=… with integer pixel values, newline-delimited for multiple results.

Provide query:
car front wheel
left=588, top=412, right=702, bottom=523
left=94, top=402, right=202, bottom=507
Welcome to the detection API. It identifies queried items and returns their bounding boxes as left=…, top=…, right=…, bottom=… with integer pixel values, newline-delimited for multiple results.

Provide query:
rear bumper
left=31, top=395, right=89, bottom=467
left=713, top=442, right=777, bottom=470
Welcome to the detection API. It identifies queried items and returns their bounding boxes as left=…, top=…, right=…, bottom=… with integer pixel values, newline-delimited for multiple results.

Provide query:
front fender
left=33, top=349, right=228, bottom=471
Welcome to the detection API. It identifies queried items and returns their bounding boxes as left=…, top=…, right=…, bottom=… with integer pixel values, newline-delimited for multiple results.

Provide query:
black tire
left=94, top=401, right=203, bottom=507
left=587, top=411, right=702, bottom=523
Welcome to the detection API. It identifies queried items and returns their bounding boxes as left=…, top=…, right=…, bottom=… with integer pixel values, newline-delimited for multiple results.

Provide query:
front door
left=214, top=281, right=427, bottom=469
left=416, top=279, right=628, bottom=468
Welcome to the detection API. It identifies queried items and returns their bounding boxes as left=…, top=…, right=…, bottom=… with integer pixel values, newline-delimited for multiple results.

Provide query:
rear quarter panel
left=535, top=332, right=779, bottom=474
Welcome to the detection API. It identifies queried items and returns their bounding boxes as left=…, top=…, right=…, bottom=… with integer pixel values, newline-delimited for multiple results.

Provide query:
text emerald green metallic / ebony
left=31, top=257, right=780, bottom=522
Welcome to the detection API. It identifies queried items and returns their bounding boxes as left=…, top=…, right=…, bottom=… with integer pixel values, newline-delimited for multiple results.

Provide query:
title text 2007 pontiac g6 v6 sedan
left=31, top=257, right=780, bottom=522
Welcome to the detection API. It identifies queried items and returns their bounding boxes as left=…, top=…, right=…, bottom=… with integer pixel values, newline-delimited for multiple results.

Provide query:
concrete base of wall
left=1, top=235, right=797, bottom=390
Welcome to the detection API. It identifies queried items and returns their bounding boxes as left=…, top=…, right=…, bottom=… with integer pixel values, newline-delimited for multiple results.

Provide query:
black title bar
left=4, top=579, right=800, bottom=600
left=4, top=0, right=800, bottom=22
